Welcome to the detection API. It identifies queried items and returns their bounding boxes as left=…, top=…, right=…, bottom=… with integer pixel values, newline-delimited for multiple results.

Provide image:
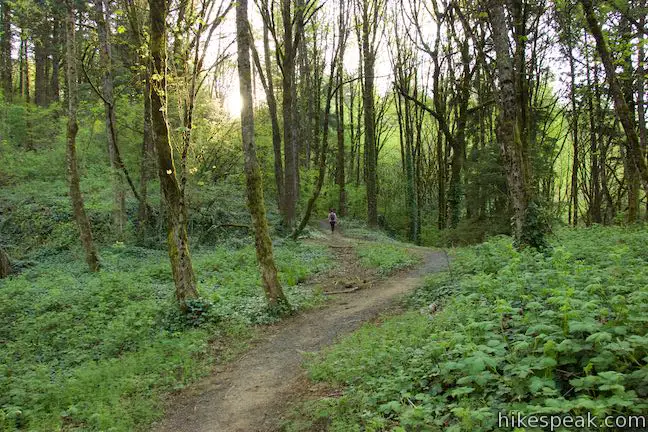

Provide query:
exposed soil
left=154, top=226, right=448, bottom=432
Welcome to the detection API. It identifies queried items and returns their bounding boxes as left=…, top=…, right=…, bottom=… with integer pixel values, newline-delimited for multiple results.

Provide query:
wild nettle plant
left=304, top=227, right=648, bottom=432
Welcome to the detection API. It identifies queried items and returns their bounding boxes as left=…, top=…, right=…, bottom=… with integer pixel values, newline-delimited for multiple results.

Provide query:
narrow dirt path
left=154, top=232, right=447, bottom=432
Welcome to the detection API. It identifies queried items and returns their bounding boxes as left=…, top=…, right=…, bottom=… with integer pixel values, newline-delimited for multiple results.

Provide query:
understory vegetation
left=293, top=226, right=648, bottom=432
left=0, top=240, right=331, bottom=431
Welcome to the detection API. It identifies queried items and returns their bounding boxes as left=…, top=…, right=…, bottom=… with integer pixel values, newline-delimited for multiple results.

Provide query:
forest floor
left=153, top=223, right=448, bottom=432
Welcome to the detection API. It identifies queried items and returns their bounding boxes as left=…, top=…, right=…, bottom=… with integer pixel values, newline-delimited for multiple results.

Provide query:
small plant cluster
left=356, top=243, right=419, bottom=275
left=0, top=242, right=330, bottom=431
left=300, top=226, right=648, bottom=431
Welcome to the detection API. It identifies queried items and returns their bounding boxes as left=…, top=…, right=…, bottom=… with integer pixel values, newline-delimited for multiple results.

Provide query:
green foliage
left=356, top=243, right=419, bottom=275
left=341, top=219, right=399, bottom=243
left=0, top=242, right=330, bottom=431
left=297, top=226, right=648, bottom=431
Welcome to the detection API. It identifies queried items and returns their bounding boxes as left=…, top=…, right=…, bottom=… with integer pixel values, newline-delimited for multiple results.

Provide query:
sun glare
left=224, top=92, right=243, bottom=118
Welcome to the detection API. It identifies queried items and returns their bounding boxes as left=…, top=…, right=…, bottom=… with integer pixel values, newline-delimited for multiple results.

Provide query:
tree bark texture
left=236, top=0, right=288, bottom=308
left=65, top=3, right=100, bottom=272
left=149, top=0, right=199, bottom=309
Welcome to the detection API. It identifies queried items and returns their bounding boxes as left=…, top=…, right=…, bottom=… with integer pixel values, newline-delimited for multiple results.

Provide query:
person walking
left=328, top=208, right=337, bottom=233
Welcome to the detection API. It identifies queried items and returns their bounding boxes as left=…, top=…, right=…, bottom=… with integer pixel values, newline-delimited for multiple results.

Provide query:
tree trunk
left=50, top=20, right=61, bottom=102
left=250, top=20, right=284, bottom=214
left=360, top=0, right=378, bottom=226
left=620, top=18, right=639, bottom=222
left=581, top=0, right=648, bottom=196
left=637, top=21, right=647, bottom=219
left=34, top=19, right=48, bottom=106
left=437, top=132, right=446, bottom=230
left=568, top=33, right=579, bottom=226
left=1, top=1, right=12, bottom=102
left=281, top=0, right=298, bottom=228
left=20, top=31, right=29, bottom=103
left=149, top=0, right=199, bottom=310
left=138, top=71, right=154, bottom=238
left=585, top=34, right=602, bottom=224
left=65, top=3, right=100, bottom=272
left=336, top=73, right=346, bottom=217
left=236, top=0, right=288, bottom=309
left=94, top=0, right=126, bottom=236
left=488, top=0, right=540, bottom=248
left=0, top=247, right=11, bottom=278
left=336, top=1, right=348, bottom=217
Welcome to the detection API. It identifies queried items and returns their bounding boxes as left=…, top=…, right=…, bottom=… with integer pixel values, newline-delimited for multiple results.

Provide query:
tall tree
left=249, top=10, right=284, bottom=213
left=487, top=0, right=545, bottom=248
left=93, top=0, right=126, bottom=236
left=336, top=0, right=349, bottom=217
left=236, top=0, right=288, bottom=309
left=356, top=0, right=382, bottom=227
left=33, top=2, right=48, bottom=107
left=280, top=0, right=302, bottom=228
left=149, top=0, right=199, bottom=310
left=1, top=0, right=12, bottom=101
left=65, top=1, right=100, bottom=272
left=19, top=28, right=28, bottom=103
left=124, top=0, right=155, bottom=237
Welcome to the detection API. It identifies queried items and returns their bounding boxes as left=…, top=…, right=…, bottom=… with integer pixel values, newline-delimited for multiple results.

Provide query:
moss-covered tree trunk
left=149, top=0, right=198, bottom=310
left=236, top=0, right=288, bottom=308
left=0, top=247, right=11, bottom=278
left=488, top=0, right=543, bottom=248
left=65, top=2, right=100, bottom=272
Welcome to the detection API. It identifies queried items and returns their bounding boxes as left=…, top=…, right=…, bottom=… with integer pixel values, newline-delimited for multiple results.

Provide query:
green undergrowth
left=356, top=242, right=420, bottom=276
left=340, top=219, right=399, bottom=243
left=289, top=226, right=648, bottom=432
left=0, top=241, right=330, bottom=431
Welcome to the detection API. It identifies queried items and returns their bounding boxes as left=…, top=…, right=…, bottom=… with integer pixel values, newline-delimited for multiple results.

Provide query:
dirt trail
left=154, top=230, right=448, bottom=432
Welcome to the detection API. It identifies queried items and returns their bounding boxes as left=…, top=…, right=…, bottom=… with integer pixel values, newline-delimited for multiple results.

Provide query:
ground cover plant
left=355, top=242, right=420, bottom=276
left=296, top=226, right=648, bottom=431
left=0, top=241, right=330, bottom=431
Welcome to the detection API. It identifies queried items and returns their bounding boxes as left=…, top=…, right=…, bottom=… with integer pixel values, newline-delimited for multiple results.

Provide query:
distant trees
left=93, top=0, right=126, bottom=237
left=580, top=0, right=648, bottom=197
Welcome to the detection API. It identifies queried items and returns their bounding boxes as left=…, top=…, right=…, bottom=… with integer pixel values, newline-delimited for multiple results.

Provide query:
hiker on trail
left=328, top=208, right=337, bottom=233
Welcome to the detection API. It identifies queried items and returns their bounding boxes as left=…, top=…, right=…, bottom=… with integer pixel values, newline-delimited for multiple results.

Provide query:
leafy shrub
left=301, top=226, right=648, bottom=431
